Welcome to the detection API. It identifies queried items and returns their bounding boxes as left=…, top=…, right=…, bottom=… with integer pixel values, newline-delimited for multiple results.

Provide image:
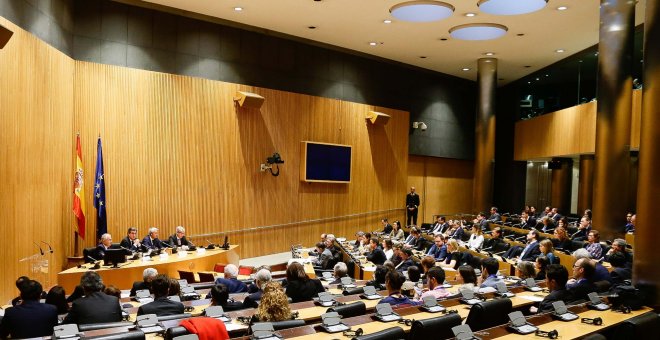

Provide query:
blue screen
left=305, top=143, right=351, bottom=182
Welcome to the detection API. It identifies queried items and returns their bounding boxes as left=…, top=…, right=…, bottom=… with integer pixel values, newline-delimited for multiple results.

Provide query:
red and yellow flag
left=73, top=134, right=87, bottom=239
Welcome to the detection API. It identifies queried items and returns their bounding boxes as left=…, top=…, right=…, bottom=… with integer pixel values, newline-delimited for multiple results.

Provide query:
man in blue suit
left=142, top=227, right=164, bottom=250
left=426, top=235, right=448, bottom=261
left=212, top=264, right=248, bottom=293
left=0, top=279, right=58, bottom=338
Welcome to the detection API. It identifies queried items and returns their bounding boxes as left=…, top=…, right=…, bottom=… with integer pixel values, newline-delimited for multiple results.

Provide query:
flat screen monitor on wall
left=300, top=141, right=352, bottom=183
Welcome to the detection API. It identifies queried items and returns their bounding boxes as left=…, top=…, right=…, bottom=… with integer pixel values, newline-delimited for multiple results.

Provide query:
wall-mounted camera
left=261, top=152, right=284, bottom=176
left=412, top=122, right=428, bottom=131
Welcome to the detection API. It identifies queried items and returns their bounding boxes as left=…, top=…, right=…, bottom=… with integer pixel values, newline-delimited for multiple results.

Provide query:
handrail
left=191, top=208, right=405, bottom=238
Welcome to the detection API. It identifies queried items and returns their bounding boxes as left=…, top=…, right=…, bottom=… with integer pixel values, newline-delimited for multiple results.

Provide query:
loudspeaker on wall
left=365, top=111, right=391, bottom=125
left=0, top=24, right=14, bottom=49
left=234, top=91, right=265, bottom=109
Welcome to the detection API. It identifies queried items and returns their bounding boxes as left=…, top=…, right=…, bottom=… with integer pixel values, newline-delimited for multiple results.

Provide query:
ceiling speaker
left=234, top=91, right=265, bottom=109
left=366, top=111, right=391, bottom=125
left=0, top=24, right=14, bottom=49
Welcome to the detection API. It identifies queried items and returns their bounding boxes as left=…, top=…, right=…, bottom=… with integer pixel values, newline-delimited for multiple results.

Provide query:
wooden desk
left=57, top=245, right=240, bottom=292
left=336, top=241, right=376, bottom=281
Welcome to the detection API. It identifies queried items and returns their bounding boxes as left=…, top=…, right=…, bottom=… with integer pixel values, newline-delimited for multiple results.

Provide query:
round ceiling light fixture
left=390, top=1, right=455, bottom=22
left=477, top=0, right=548, bottom=15
left=449, top=23, right=508, bottom=40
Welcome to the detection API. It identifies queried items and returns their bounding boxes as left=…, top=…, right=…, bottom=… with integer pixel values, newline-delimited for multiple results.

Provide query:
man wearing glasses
left=168, top=226, right=191, bottom=249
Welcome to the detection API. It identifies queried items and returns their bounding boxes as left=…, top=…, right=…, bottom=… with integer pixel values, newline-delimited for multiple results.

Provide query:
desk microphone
left=33, top=242, right=44, bottom=256
left=161, top=241, right=174, bottom=248
left=86, top=256, right=101, bottom=269
left=40, top=241, right=54, bottom=253
left=205, top=239, right=216, bottom=249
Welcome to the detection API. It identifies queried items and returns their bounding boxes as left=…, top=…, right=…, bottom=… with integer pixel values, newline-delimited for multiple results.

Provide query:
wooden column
left=635, top=0, right=660, bottom=306
left=577, top=155, right=594, bottom=214
left=550, top=158, right=573, bottom=215
left=592, top=0, right=635, bottom=240
left=472, top=58, right=497, bottom=214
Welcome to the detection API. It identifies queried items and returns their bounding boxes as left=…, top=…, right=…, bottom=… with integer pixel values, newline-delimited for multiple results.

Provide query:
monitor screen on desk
left=104, top=248, right=127, bottom=267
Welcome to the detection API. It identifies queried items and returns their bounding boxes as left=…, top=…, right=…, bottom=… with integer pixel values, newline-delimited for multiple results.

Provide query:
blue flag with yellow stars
left=93, top=137, right=107, bottom=241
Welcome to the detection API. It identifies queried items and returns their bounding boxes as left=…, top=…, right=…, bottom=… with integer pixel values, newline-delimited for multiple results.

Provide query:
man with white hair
left=329, top=262, right=348, bottom=285
left=213, top=264, right=248, bottom=293
left=168, top=226, right=191, bottom=249
left=94, top=233, right=113, bottom=260
left=142, top=227, right=163, bottom=250
left=242, top=268, right=272, bottom=308
left=572, top=248, right=611, bottom=284
left=130, top=267, right=158, bottom=296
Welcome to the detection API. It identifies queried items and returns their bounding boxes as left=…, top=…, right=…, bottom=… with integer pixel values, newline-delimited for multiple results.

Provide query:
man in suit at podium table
left=120, top=227, right=141, bottom=252
left=406, top=186, right=420, bottom=226
left=142, top=227, right=164, bottom=250
left=168, top=226, right=191, bottom=248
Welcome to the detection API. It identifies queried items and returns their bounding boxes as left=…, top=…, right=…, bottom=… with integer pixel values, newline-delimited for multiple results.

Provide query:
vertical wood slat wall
left=0, top=18, right=74, bottom=303
left=72, top=61, right=410, bottom=260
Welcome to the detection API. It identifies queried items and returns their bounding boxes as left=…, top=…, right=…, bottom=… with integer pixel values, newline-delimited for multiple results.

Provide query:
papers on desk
left=288, top=258, right=311, bottom=265
left=140, top=325, right=164, bottom=334
left=517, top=294, right=545, bottom=302
left=225, top=322, right=245, bottom=332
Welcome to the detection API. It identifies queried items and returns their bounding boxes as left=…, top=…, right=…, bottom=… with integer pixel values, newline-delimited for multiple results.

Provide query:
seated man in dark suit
left=518, top=229, right=541, bottom=262
left=130, top=267, right=158, bottom=296
left=533, top=264, right=573, bottom=313
left=482, top=227, right=505, bottom=251
left=608, top=252, right=632, bottom=287
left=566, top=258, right=596, bottom=302
left=10, top=276, right=30, bottom=306
left=519, top=211, right=536, bottom=229
left=487, top=206, right=501, bottom=222
left=94, top=233, right=114, bottom=260
left=0, top=279, right=58, bottom=338
left=366, top=237, right=387, bottom=265
left=168, top=226, right=192, bottom=248
left=212, top=264, right=248, bottom=293
left=381, top=218, right=393, bottom=234
left=120, top=227, right=141, bottom=252
left=142, top=227, right=164, bottom=250
left=242, top=269, right=272, bottom=309
left=63, top=271, right=123, bottom=324
left=329, top=262, right=349, bottom=285
left=137, top=274, right=185, bottom=316
left=604, top=239, right=633, bottom=269
left=426, top=234, right=448, bottom=261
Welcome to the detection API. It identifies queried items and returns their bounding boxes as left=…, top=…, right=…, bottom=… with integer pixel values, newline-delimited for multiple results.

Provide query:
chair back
left=465, top=298, right=512, bottom=331
left=83, top=247, right=97, bottom=263
left=178, top=270, right=197, bottom=283
left=327, top=301, right=366, bottom=318
left=165, top=326, right=189, bottom=340
left=408, top=313, right=462, bottom=340
left=84, top=330, right=145, bottom=340
left=213, top=263, right=227, bottom=273
left=238, top=265, right=254, bottom=275
left=353, top=326, right=405, bottom=340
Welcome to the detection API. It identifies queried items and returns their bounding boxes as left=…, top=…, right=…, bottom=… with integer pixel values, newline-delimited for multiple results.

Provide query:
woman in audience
left=535, top=256, right=549, bottom=280
left=540, top=216, right=555, bottom=233
left=382, top=239, right=394, bottom=260
left=379, top=270, right=419, bottom=306
left=419, top=256, right=436, bottom=283
left=103, top=285, right=121, bottom=299
left=210, top=284, right=245, bottom=311
left=539, top=239, right=559, bottom=264
left=456, top=265, right=478, bottom=293
left=284, top=262, right=325, bottom=303
left=45, top=285, right=69, bottom=314
left=168, top=278, right=181, bottom=297
left=254, top=282, right=292, bottom=322
left=442, top=239, right=465, bottom=270
left=585, top=230, right=603, bottom=259
left=515, top=261, right=536, bottom=280
left=552, top=226, right=572, bottom=251
left=366, top=265, right=388, bottom=290
left=467, top=225, right=484, bottom=250
left=389, top=221, right=404, bottom=241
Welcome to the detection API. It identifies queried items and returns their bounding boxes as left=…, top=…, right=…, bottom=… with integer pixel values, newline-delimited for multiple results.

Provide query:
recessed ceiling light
left=234, top=7, right=243, bottom=11
left=369, top=42, right=378, bottom=46
left=465, top=13, right=476, bottom=17
left=383, top=19, right=393, bottom=24
left=390, top=1, right=455, bottom=22
left=308, top=26, right=317, bottom=29
left=449, top=23, right=508, bottom=40
left=419, top=56, right=427, bottom=59
left=439, top=38, right=448, bottom=41
left=556, top=49, right=565, bottom=53
left=478, top=0, right=548, bottom=15
left=462, top=68, right=470, bottom=71
left=536, top=78, right=540, bottom=81
left=557, top=6, right=568, bottom=10
left=517, top=33, right=525, bottom=36
left=484, top=52, right=495, bottom=56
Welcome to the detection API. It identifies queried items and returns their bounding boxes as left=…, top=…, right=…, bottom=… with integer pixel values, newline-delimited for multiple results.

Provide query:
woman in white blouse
left=389, top=221, right=405, bottom=241
left=382, top=239, right=394, bottom=260
left=467, top=225, right=484, bottom=251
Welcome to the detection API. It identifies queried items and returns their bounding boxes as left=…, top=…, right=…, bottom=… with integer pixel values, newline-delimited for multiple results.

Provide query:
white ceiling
left=140, top=0, right=646, bottom=85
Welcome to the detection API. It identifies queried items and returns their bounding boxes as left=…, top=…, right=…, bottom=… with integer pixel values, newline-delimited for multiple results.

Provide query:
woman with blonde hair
left=539, top=239, right=559, bottom=264
left=254, top=282, right=292, bottom=322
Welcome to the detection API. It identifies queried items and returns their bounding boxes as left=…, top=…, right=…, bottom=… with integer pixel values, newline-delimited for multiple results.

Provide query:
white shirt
left=468, top=234, right=484, bottom=250
left=384, top=248, right=394, bottom=260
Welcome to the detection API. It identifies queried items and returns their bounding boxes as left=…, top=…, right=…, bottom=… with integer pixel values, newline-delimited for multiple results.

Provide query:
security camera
left=412, top=122, right=428, bottom=131
left=266, top=153, right=284, bottom=165
left=419, top=122, right=427, bottom=131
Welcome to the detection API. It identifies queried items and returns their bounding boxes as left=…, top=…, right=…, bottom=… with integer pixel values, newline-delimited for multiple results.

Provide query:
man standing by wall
left=406, top=187, right=420, bottom=226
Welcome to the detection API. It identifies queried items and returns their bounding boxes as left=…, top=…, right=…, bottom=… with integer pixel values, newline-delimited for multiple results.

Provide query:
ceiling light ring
left=477, top=0, right=548, bottom=15
left=449, top=23, right=508, bottom=34
left=389, top=1, right=455, bottom=22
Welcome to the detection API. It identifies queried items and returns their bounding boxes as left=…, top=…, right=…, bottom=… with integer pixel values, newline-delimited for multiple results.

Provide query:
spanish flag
left=73, top=134, right=86, bottom=239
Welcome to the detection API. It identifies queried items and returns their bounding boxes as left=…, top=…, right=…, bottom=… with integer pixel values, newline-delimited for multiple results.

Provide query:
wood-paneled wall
left=514, top=90, right=642, bottom=160
left=0, top=18, right=74, bottom=303
left=73, top=62, right=410, bottom=259
left=407, top=156, right=474, bottom=223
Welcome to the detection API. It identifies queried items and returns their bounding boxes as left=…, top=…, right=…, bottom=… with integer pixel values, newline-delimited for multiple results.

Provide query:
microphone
left=40, top=241, right=54, bottom=253
left=161, top=241, right=174, bottom=248
left=86, top=256, right=101, bottom=269
left=33, top=242, right=44, bottom=256
left=206, top=239, right=216, bottom=247
left=570, top=230, right=582, bottom=238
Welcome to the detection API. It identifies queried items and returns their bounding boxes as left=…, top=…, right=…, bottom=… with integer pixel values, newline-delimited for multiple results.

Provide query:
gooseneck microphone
left=33, top=242, right=44, bottom=256
left=40, top=241, right=54, bottom=253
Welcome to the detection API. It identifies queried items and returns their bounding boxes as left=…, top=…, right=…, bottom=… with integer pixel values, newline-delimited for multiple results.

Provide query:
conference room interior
left=0, top=0, right=659, bottom=338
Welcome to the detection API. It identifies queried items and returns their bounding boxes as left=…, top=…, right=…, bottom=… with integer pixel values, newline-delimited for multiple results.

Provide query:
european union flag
left=93, top=137, right=107, bottom=241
